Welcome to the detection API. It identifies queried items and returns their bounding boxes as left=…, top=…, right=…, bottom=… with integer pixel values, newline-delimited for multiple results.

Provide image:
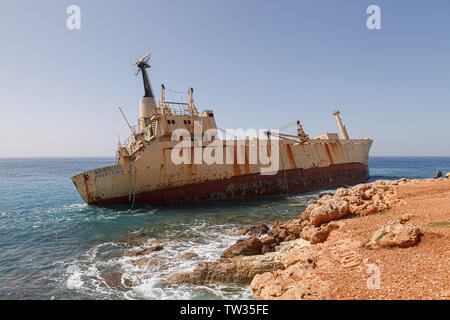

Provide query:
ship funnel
left=333, top=110, right=349, bottom=140
left=134, top=53, right=157, bottom=130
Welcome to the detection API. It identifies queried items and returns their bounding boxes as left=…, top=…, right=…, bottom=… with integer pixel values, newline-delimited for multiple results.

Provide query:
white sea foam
left=66, top=265, right=83, bottom=290
left=63, top=219, right=253, bottom=299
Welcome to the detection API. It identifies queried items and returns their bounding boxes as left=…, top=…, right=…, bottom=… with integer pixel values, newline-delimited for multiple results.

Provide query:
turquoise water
left=0, top=157, right=449, bottom=300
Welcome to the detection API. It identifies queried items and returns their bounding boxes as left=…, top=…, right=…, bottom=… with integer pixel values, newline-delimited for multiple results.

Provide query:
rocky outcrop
left=268, top=219, right=305, bottom=242
left=251, top=247, right=330, bottom=300
left=300, top=222, right=339, bottom=244
left=221, top=237, right=264, bottom=258
left=165, top=239, right=310, bottom=285
left=337, top=179, right=407, bottom=216
left=365, top=220, right=422, bottom=249
left=164, top=178, right=419, bottom=294
left=307, top=199, right=350, bottom=226
left=165, top=255, right=284, bottom=285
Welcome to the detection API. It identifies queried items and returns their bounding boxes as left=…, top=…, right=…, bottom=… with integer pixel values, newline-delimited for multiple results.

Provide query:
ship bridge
left=116, top=53, right=217, bottom=164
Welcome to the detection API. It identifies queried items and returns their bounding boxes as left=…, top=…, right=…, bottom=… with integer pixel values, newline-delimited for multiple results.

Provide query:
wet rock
left=230, top=224, right=269, bottom=237
left=118, top=233, right=166, bottom=247
left=300, top=222, right=339, bottom=244
left=179, top=252, right=199, bottom=260
left=221, top=237, right=263, bottom=258
left=118, top=232, right=150, bottom=246
left=308, top=199, right=350, bottom=226
left=133, top=257, right=161, bottom=268
left=102, top=272, right=134, bottom=288
left=365, top=220, right=422, bottom=249
left=146, top=239, right=167, bottom=246
left=123, top=245, right=164, bottom=257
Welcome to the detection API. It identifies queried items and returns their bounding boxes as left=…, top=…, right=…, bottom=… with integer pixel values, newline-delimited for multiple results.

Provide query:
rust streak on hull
left=324, top=144, right=334, bottom=164
left=285, top=144, right=297, bottom=169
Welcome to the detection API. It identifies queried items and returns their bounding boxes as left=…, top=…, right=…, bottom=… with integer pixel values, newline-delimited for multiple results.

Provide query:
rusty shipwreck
left=72, top=53, right=373, bottom=206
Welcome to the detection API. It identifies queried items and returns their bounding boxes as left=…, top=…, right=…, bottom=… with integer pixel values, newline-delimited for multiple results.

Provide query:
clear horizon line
left=1, top=155, right=450, bottom=159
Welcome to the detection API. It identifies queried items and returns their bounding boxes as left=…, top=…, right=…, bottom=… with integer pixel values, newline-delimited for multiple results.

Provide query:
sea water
left=0, top=157, right=449, bottom=299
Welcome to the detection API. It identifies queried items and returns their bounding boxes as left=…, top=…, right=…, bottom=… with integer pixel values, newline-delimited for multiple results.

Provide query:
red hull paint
left=90, top=162, right=369, bottom=206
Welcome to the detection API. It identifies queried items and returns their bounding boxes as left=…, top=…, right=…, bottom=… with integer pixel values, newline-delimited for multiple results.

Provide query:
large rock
left=308, top=199, right=350, bottom=226
left=220, top=237, right=264, bottom=258
left=166, top=239, right=310, bottom=285
left=349, top=184, right=371, bottom=197
left=165, top=254, right=284, bottom=285
left=251, top=247, right=330, bottom=300
left=300, top=222, right=339, bottom=244
left=268, top=219, right=305, bottom=242
left=365, top=220, right=422, bottom=249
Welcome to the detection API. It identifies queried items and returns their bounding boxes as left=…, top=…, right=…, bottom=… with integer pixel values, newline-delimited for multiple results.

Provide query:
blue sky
left=0, top=0, right=449, bottom=157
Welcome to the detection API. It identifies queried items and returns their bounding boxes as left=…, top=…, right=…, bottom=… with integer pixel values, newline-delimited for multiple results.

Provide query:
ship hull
left=72, top=138, right=373, bottom=206
left=88, top=162, right=369, bottom=205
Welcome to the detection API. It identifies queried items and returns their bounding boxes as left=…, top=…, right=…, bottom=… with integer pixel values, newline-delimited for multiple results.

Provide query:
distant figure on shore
left=433, top=169, right=442, bottom=179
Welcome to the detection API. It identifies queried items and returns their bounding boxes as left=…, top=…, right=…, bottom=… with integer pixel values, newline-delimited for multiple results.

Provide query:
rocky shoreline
left=106, top=178, right=450, bottom=299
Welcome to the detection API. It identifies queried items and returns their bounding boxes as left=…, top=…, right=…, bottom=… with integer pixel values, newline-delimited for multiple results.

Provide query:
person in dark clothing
left=433, top=169, right=442, bottom=179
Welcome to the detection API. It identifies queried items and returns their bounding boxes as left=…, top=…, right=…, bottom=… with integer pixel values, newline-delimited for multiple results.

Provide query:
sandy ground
left=317, top=179, right=450, bottom=300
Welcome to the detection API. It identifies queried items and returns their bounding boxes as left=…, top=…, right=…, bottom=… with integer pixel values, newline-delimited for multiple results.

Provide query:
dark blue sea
left=0, top=157, right=449, bottom=300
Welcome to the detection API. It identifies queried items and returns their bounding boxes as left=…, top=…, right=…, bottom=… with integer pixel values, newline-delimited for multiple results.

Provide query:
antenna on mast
left=133, top=53, right=154, bottom=98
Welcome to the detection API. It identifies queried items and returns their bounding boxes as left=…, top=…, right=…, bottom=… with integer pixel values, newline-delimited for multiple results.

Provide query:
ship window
left=171, top=120, right=175, bottom=124
left=183, top=120, right=186, bottom=124
left=187, top=120, right=191, bottom=124
left=208, top=113, right=214, bottom=117
left=167, top=120, right=171, bottom=124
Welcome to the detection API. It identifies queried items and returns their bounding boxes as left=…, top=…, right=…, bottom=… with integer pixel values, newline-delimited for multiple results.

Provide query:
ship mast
left=333, top=110, right=349, bottom=140
left=134, top=53, right=157, bottom=131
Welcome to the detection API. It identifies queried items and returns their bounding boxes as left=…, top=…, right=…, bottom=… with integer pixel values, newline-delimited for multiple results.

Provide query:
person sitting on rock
left=433, top=169, right=442, bottom=179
